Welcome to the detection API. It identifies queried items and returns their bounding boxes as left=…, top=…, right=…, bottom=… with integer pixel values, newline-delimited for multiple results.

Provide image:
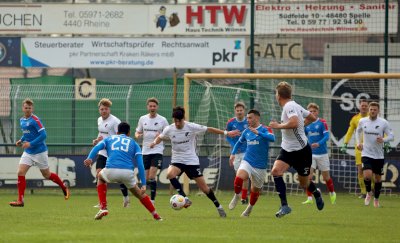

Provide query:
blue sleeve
left=319, top=131, right=330, bottom=146
left=136, top=154, right=146, bottom=186
left=29, top=130, right=47, bottom=146
left=225, top=121, right=236, bottom=146
left=87, top=141, right=106, bottom=160
left=231, top=132, right=246, bottom=155
left=258, top=130, right=275, bottom=142
left=226, top=136, right=236, bottom=147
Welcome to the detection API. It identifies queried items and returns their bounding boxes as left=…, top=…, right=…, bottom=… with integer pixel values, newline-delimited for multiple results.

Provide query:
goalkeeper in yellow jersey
left=340, top=99, right=369, bottom=198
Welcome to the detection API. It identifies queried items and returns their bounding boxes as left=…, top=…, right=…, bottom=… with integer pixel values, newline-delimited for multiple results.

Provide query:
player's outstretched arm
left=87, top=141, right=106, bottom=162
left=207, top=127, right=240, bottom=137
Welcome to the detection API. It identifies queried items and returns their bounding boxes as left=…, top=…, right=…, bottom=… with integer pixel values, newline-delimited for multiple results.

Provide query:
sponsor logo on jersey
left=308, top=131, right=320, bottom=136
left=174, top=140, right=190, bottom=145
left=247, top=140, right=259, bottom=145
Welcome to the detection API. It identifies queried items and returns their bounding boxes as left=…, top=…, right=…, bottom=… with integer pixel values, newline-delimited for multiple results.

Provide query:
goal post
left=183, top=73, right=400, bottom=195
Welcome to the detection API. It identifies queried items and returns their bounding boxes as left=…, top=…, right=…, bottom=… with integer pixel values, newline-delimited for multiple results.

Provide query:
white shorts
left=99, top=168, right=137, bottom=189
left=20, top=151, right=49, bottom=170
left=237, top=160, right=267, bottom=189
left=233, top=153, right=245, bottom=171
left=311, top=154, right=330, bottom=171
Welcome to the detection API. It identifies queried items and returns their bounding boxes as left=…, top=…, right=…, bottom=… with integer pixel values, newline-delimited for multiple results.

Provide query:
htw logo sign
left=186, top=5, right=247, bottom=25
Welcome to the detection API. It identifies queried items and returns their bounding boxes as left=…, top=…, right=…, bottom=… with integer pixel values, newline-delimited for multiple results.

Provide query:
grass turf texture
left=0, top=189, right=398, bottom=242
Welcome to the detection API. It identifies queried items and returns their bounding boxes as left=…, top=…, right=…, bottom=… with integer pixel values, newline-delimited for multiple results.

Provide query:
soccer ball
left=170, top=194, right=186, bottom=210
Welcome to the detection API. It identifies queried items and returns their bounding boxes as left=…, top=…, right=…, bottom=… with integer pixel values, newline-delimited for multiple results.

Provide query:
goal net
left=185, top=73, right=400, bottom=195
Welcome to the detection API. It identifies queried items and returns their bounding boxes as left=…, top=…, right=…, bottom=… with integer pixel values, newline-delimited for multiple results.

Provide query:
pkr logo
left=212, top=49, right=238, bottom=65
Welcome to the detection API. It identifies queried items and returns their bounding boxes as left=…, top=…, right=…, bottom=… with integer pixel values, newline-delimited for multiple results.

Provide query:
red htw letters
left=186, top=5, right=247, bottom=25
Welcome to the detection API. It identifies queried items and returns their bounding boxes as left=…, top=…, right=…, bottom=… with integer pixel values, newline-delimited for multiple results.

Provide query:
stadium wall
left=1, top=155, right=399, bottom=193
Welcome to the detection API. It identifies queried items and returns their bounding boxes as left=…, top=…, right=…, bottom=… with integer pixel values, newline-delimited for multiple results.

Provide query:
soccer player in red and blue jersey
left=228, top=109, right=275, bottom=217
left=84, top=122, right=162, bottom=221
left=225, top=102, right=249, bottom=204
left=10, top=98, right=70, bottom=207
left=303, top=103, right=336, bottom=205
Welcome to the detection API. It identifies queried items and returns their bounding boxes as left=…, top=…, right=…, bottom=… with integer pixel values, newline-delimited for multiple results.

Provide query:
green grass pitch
left=0, top=189, right=399, bottom=242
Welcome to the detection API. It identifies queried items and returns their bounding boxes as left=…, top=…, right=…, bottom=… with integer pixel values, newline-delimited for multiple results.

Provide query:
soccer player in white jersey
left=228, top=109, right=275, bottom=217
left=269, top=81, right=324, bottom=218
left=356, top=102, right=394, bottom=208
left=150, top=106, right=240, bottom=218
left=135, top=97, right=168, bottom=205
left=84, top=122, right=162, bottom=221
left=92, top=98, right=129, bottom=208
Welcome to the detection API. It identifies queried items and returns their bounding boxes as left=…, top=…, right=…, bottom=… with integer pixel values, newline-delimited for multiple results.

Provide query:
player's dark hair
left=118, top=122, right=130, bottom=135
left=248, top=109, right=260, bottom=117
left=172, top=106, right=185, bottom=120
left=359, top=99, right=369, bottom=104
